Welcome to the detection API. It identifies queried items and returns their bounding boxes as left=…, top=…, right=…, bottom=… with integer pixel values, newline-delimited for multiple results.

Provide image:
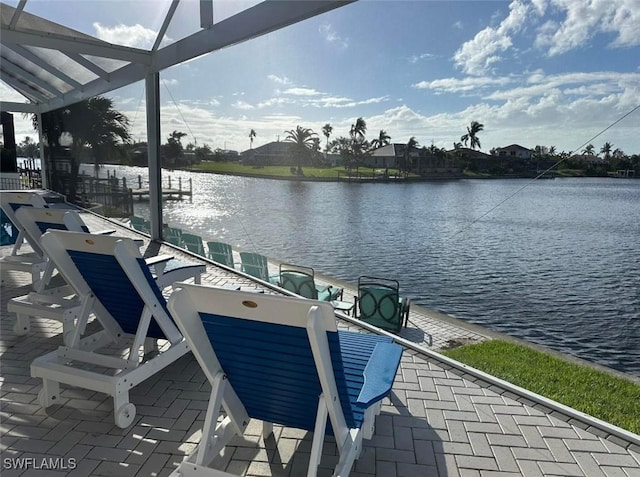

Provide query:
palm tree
left=600, top=142, right=613, bottom=161
left=582, top=144, right=595, bottom=156
left=33, top=96, right=130, bottom=201
left=321, top=123, right=333, bottom=152
left=165, top=130, right=187, bottom=165
left=249, top=129, right=256, bottom=149
left=460, top=121, right=484, bottom=150
left=349, top=117, right=367, bottom=142
left=284, top=125, right=317, bottom=175
left=402, top=137, right=419, bottom=173
left=370, top=129, right=391, bottom=149
left=18, top=136, right=38, bottom=158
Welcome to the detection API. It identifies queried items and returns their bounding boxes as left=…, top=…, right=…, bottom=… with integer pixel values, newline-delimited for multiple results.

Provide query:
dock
left=130, top=187, right=192, bottom=200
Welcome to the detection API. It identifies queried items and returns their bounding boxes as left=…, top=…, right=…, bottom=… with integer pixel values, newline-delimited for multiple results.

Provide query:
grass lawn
left=189, top=161, right=408, bottom=179
left=443, top=340, right=640, bottom=434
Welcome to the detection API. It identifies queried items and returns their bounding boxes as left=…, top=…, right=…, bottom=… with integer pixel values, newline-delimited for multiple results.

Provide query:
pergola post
left=35, top=109, right=47, bottom=189
left=145, top=72, right=162, bottom=240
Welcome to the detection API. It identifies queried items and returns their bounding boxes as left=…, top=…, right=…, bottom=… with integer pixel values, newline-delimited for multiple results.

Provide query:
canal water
left=85, top=165, right=640, bottom=378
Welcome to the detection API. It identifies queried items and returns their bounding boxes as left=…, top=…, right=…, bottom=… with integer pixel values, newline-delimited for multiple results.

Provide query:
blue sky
left=5, top=0, right=640, bottom=155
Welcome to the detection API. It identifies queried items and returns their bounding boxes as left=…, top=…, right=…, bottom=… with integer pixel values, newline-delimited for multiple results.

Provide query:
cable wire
left=450, top=103, right=640, bottom=239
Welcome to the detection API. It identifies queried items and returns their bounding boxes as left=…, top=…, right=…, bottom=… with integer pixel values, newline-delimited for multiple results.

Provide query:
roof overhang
left=1, top=0, right=354, bottom=114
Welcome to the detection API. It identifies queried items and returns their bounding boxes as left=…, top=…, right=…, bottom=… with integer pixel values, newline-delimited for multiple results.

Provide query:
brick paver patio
left=1, top=212, right=639, bottom=476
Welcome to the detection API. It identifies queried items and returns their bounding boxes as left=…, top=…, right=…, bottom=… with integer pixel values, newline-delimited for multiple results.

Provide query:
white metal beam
left=0, top=101, right=36, bottom=113
left=2, top=29, right=151, bottom=65
left=0, top=72, right=48, bottom=103
left=1, top=1, right=353, bottom=114
left=36, top=63, right=147, bottom=113
left=63, top=52, right=108, bottom=78
left=200, top=0, right=213, bottom=29
left=145, top=72, right=163, bottom=241
left=7, top=44, right=83, bottom=89
left=154, top=1, right=354, bottom=71
left=8, top=0, right=27, bottom=29
left=1, top=59, right=61, bottom=96
left=152, top=0, right=180, bottom=52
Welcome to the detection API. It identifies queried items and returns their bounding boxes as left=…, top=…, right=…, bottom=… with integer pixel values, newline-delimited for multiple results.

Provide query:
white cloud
left=484, top=71, right=640, bottom=104
left=535, top=0, right=640, bottom=56
left=408, top=53, right=437, bottom=64
left=93, top=22, right=158, bottom=49
left=413, top=76, right=513, bottom=93
left=453, top=0, right=534, bottom=75
left=319, top=23, right=349, bottom=49
left=232, top=100, right=255, bottom=110
left=267, top=75, right=292, bottom=85
left=283, top=87, right=322, bottom=96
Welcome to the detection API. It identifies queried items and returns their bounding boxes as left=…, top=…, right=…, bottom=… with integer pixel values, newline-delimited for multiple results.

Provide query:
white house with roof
left=493, top=144, right=534, bottom=159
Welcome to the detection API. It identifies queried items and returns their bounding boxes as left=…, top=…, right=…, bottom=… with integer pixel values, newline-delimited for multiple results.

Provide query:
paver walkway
left=1, top=212, right=639, bottom=477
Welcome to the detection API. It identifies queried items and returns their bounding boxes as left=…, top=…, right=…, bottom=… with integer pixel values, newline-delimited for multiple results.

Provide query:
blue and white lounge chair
left=0, top=190, right=48, bottom=255
left=30, top=230, right=193, bottom=428
left=0, top=191, right=49, bottom=284
left=167, top=284, right=403, bottom=477
left=7, top=207, right=114, bottom=339
left=8, top=207, right=204, bottom=342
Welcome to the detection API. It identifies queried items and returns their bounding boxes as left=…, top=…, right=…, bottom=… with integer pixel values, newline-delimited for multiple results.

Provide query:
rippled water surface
left=93, top=166, right=640, bottom=377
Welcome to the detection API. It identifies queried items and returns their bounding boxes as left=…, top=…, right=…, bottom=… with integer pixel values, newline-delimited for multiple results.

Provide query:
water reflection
left=85, top=165, right=640, bottom=377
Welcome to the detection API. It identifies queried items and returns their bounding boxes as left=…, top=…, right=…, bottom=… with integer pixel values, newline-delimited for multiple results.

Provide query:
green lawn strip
left=190, top=161, right=406, bottom=179
left=442, top=340, right=640, bottom=434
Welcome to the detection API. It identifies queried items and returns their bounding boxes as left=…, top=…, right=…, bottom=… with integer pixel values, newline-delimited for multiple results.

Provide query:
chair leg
left=263, top=421, right=273, bottom=439
left=333, top=429, right=362, bottom=477
left=12, top=312, right=30, bottom=336
left=38, top=379, right=60, bottom=408
left=308, top=394, right=329, bottom=477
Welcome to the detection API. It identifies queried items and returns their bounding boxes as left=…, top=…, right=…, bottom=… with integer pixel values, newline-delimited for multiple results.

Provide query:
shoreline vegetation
left=174, top=161, right=634, bottom=181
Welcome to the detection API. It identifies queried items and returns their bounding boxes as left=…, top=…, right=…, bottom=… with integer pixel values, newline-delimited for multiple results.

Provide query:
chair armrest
left=145, top=254, right=174, bottom=267
left=356, top=342, right=402, bottom=408
left=94, top=229, right=116, bottom=235
left=327, top=286, right=343, bottom=300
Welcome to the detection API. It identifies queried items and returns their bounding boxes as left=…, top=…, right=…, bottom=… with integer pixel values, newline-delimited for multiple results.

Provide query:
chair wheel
left=13, top=321, right=29, bottom=336
left=38, top=388, right=57, bottom=408
left=115, top=403, right=136, bottom=428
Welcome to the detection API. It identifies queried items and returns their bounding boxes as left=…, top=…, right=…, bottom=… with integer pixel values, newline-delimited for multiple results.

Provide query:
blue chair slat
left=200, top=311, right=394, bottom=433
left=200, top=312, right=321, bottom=431
left=68, top=251, right=168, bottom=339
left=35, top=221, right=89, bottom=234
left=0, top=209, right=20, bottom=245
left=9, top=202, right=34, bottom=211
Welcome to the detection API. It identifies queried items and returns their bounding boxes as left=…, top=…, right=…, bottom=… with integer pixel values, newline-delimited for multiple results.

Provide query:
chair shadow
left=199, top=387, right=448, bottom=477
left=399, top=325, right=432, bottom=346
